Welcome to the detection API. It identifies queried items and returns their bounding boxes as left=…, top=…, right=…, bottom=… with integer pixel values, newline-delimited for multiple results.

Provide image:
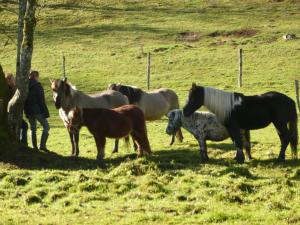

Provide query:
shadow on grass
left=1, top=144, right=299, bottom=171
left=0, top=146, right=138, bottom=170
left=207, top=141, right=259, bottom=152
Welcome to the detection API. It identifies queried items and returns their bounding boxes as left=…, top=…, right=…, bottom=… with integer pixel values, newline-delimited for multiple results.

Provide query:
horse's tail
left=289, top=103, right=298, bottom=159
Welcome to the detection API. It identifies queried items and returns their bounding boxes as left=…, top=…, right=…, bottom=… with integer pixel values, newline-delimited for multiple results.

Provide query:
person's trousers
left=28, top=114, right=50, bottom=149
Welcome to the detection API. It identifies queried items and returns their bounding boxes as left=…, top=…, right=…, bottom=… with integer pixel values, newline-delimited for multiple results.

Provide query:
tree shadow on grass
left=0, top=146, right=138, bottom=170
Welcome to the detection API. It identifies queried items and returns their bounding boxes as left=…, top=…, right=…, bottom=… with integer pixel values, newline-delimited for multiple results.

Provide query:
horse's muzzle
left=166, top=126, right=174, bottom=135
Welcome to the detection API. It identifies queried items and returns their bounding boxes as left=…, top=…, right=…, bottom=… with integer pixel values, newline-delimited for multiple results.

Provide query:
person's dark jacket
left=24, top=79, right=50, bottom=118
left=8, top=85, right=16, bottom=99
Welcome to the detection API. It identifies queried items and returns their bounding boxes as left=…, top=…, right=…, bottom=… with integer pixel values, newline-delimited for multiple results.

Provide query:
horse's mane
left=119, top=84, right=143, bottom=104
left=204, top=87, right=242, bottom=123
left=66, top=82, right=77, bottom=96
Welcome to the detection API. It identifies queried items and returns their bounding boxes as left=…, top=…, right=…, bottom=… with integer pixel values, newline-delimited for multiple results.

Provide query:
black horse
left=183, top=83, right=298, bottom=163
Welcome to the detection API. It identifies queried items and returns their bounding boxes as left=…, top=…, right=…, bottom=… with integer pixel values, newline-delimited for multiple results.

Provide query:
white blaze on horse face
left=53, top=92, right=58, bottom=102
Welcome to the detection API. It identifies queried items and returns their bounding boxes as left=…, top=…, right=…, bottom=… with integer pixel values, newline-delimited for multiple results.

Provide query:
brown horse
left=67, top=105, right=151, bottom=160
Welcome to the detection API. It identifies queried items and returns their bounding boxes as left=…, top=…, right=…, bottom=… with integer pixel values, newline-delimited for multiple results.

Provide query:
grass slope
left=0, top=0, right=300, bottom=224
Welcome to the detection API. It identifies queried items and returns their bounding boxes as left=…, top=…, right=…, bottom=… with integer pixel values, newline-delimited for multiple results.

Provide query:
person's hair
left=29, top=70, right=39, bottom=79
left=5, top=73, right=14, bottom=80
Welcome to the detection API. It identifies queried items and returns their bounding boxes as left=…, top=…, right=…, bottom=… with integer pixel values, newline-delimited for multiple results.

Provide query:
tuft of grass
left=25, top=194, right=42, bottom=205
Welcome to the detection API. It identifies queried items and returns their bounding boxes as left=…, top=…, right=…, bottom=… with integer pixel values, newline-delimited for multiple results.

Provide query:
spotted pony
left=166, top=109, right=251, bottom=161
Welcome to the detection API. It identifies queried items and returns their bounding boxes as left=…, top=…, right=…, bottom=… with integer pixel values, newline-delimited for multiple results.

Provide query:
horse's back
left=114, top=104, right=144, bottom=119
left=237, top=91, right=296, bottom=128
left=142, top=88, right=179, bottom=120
left=89, top=90, right=129, bottom=108
left=114, top=105, right=146, bottom=130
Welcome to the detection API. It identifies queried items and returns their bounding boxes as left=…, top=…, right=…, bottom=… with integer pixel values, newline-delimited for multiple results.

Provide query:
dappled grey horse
left=50, top=78, right=128, bottom=157
left=166, top=109, right=251, bottom=161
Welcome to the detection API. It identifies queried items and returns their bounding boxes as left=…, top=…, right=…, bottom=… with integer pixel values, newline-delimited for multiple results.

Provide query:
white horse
left=166, top=109, right=251, bottom=161
left=108, top=83, right=183, bottom=148
left=50, top=78, right=129, bottom=157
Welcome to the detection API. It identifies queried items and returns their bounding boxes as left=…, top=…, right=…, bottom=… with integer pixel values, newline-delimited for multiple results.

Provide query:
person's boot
left=39, top=131, right=50, bottom=152
left=31, top=133, right=38, bottom=151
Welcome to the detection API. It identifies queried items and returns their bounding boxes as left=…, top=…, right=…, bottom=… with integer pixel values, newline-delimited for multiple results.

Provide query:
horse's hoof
left=112, top=149, right=118, bottom=154
left=235, top=152, right=245, bottom=163
left=276, top=157, right=285, bottom=163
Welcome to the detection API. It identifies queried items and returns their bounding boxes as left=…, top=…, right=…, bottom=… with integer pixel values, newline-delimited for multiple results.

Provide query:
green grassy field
left=1, top=0, right=300, bottom=224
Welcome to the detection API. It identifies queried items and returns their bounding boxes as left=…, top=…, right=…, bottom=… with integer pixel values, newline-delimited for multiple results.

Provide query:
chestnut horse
left=67, top=105, right=151, bottom=160
left=50, top=78, right=128, bottom=157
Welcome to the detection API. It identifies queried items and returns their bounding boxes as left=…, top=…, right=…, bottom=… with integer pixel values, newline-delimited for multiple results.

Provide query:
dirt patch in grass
left=208, top=29, right=259, bottom=38
left=178, top=31, right=201, bottom=42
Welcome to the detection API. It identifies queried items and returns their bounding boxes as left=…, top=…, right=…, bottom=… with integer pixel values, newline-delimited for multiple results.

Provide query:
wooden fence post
left=147, top=52, right=151, bottom=90
left=238, top=48, right=243, bottom=87
left=62, top=53, right=66, bottom=79
left=295, top=80, right=300, bottom=112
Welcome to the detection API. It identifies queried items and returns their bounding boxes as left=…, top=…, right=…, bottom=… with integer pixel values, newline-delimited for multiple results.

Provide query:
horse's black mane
left=118, top=85, right=143, bottom=104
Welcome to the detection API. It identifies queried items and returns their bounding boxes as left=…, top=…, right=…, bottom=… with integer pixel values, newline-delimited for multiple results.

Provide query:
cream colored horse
left=108, top=83, right=183, bottom=146
left=50, top=78, right=129, bottom=156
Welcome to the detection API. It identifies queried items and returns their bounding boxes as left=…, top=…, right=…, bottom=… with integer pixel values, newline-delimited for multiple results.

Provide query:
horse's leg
left=273, top=122, right=290, bottom=162
left=113, top=140, right=118, bottom=153
left=132, top=130, right=151, bottom=156
left=74, top=131, right=80, bottom=157
left=169, top=135, right=175, bottom=146
left=112, top=139, right=119, bottom=153
left=176, top=128, right=184, bottom=143
left=68, top=131, right=75, bottom=156
left=131, top=132, right=143, bottom=157
left=227, top=123, right=245, bottom=163
left=196, top=136, right=209, bottom=162
left=132, top=136, right=138, bottom=151
left=242, top=130, right=252, bottom=159
left=94, top=134, right=106, bottom=160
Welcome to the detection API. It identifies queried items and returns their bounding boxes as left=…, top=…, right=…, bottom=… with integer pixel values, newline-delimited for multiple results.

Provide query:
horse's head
left=107, top=83, right=121, bottom=91
left=183, top=83, right=204, bottom=117
left=50, top=78, right=72, bottom=109
left=67, top=106, right=82, bottom=134
left=166, top=109, right=182, bottom=135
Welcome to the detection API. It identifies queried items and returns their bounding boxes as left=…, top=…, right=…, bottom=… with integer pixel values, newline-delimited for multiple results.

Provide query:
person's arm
left=36, top=83, right=49, bottom=117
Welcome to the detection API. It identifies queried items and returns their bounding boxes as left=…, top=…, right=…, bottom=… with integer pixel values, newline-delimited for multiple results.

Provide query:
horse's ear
left=192, top=83, right=197, bottom=89
left=108, top=83, right=116, bottom=90
left=62, top=77, right=67, bottom=83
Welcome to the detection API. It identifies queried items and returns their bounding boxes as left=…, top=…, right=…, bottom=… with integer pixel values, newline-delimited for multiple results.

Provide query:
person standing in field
left=24, top=70, right=50, bottom=151
left=5, top=73, right=28, bottom=146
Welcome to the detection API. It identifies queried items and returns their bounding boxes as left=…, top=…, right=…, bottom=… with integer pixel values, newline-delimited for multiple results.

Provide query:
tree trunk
left=7, top=0, right=37, bottom=141
left=16, top=0, right=27, bottom=78
left=0, top=65, right=9, bottom=143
